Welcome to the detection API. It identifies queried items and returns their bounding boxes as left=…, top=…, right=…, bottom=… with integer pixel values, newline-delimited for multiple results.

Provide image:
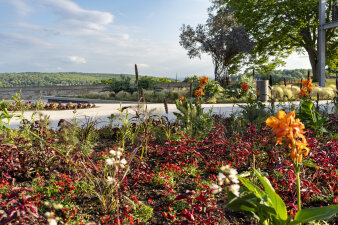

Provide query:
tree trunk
left=305, top=48, right=319, bottom=82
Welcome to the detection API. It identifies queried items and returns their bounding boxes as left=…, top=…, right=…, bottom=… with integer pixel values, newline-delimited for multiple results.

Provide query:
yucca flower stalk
left=135, top=64, right=139, bottom=100
left=163, top=98, right=168, bottom=115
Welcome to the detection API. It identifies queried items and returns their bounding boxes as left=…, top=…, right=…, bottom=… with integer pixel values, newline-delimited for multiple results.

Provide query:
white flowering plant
left=79, top=146, right=134, bottom=214
left=225, top=168, right=338, bottom=225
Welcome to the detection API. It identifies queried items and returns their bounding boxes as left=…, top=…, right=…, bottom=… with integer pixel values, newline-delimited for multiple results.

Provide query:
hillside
left=0, top=72, right=136, bottom=87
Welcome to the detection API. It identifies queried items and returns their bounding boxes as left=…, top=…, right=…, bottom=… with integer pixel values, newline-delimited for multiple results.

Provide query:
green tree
left=216, top=0, right=338, bottom=81
left=104, top=75, right=136, bottom=94
left=179, top=6, right=254, bottom=83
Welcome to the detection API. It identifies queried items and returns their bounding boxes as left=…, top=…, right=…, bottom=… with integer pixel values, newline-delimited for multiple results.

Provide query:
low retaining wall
left=0, top=84, right=108, bottom=100
left=0, top=82, right=197, bottom=100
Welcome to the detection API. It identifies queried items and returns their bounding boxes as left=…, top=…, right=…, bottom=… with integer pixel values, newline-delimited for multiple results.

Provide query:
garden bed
left=0, top=77, right=337, bottom=224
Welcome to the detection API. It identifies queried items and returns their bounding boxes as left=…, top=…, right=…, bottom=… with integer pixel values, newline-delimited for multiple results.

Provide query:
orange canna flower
left=178, top=96, right=185, bottom=103
left=194, top=88, right=205, bottom=98
left=199, top=76, right=209, bottom=86
left=301, top=77, right=313, bottom=92
left=298, top=88, right=309, bottom=98
left=299, top=78, right=312, bottom=98
left=240, top=82, right=249, bottom=92
left=266, top=110, right=309, bottom=163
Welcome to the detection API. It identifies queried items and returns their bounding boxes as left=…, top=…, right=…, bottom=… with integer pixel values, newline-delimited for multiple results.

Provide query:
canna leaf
left=253, top=169, right=287, bottom=221
left=288, top=205, right=338, bottom=224
left=238, top=176, right=265, bottom=198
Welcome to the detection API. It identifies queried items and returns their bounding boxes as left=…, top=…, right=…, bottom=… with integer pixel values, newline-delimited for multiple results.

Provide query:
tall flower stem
left=295, top=163, right=301, bottom=212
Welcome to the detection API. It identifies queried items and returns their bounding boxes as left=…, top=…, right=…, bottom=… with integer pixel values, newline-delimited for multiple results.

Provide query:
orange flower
left=194, top=88, right=205, bottom=98
left=256, top=88, right=260, bottom=96
left=240, top=82, right=249, bottom=92
left=301, top=77, right=313, bottom=91
left=299, top=78, right=312, bottom=98
left=178, top=96, right=185, bottom=103
left=298, top=88, right=309, bottom=98
left=199, top=76, right=209, bottom=86
left=266, top=110, right=309, bottom=163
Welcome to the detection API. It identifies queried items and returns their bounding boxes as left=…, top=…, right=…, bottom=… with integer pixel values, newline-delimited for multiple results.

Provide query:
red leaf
left=195, top=194, right=207, bottom=204
left=175, top=194, right=188, bottom=201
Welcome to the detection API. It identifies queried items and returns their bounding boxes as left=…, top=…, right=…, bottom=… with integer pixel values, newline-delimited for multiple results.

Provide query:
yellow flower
left=266, top=110, right=309, bottom=163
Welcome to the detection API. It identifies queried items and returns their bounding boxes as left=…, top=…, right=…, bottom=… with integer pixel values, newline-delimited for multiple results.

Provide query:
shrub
left=115, top=91, right=131, bottom=100
left=271, top=86, right=284, bottom=100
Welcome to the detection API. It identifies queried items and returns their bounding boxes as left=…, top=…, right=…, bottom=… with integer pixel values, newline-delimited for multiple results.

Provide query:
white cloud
left=1, top=0, right=310, bottom=78
left=68, top=56, right=87, bottom=64
left=37, top=0, right=114, bottom=31
left=129, top=63, right=149, bottom=69
left=4, top=0, right=32, bottom=16
left=0, top=32, right=50, bottom=47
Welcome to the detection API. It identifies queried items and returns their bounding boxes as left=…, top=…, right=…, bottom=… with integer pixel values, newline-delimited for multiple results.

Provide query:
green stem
left=296, top=164, right=301, bottom=212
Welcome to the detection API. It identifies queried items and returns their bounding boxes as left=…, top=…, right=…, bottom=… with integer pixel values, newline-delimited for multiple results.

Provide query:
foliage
left=104, top=75, right=136, bottom=94
left=219, top=0, right=338, bottom=81
left=183, top=75, right=200, bottom=83
left=0, top=100, right=21, bottom=133
left=179, top=5, right=254, bottom=82
left=0, top=187, right=43, bottom=224
left=0, top=91, right=336, bottom=224
left=203, top=79, right=224, bottom=99
left=297, top=99, right=328, bottom=135
left=238, top=96, right=266, bottom=123
left=1, top=100, right=95, bottom=112
left=0, top=72, right=135, bottom=87
left=173, top=77, right=214, bottom=138
left=226, top=169, right=338, bottom=225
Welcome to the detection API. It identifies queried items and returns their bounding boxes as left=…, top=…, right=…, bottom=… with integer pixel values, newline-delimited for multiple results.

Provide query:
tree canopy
left=0, top=72, right=138, bottom=87
left=216, top=0, right=338, bottom=81
left=179, top=5, right=254, bottom=84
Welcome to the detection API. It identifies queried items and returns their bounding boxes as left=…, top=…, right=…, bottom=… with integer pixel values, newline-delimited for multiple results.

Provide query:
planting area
left=0, top=77, right=337, bottom=225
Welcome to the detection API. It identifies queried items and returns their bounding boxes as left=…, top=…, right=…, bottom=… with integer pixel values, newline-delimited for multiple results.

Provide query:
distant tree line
left=0, top=72, right=135, bottom=87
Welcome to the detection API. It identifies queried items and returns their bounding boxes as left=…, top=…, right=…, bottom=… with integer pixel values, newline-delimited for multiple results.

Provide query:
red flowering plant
left=0, top=187, right=45, bottom=224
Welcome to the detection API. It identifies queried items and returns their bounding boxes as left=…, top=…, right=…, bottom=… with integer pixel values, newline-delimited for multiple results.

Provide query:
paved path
left=8, top=100, right=334, bottom=129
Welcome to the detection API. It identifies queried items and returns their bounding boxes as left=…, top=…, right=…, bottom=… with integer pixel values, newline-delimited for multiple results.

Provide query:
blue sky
left=0, top=0, right=310, bottom=78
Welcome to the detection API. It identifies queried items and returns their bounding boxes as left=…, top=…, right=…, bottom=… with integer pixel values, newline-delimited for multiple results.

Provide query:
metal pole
left=318, top=0, right=326, bottom=87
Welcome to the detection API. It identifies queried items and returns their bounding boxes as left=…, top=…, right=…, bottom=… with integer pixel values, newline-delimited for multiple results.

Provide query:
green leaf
left=289, top=205, right=338, bottom=224
left=238, top=176, right=265, bottom=198
left=226, top=191, right=276, bottom=223
left=226, top=192, right=259, bottom=212
left=253, top=169, right=287, bottom=221
left=302, top=160, right=319, bottom=169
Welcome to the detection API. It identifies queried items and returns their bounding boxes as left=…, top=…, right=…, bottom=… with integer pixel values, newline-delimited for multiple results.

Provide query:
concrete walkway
left=7, top=100, right=335, bottom=129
